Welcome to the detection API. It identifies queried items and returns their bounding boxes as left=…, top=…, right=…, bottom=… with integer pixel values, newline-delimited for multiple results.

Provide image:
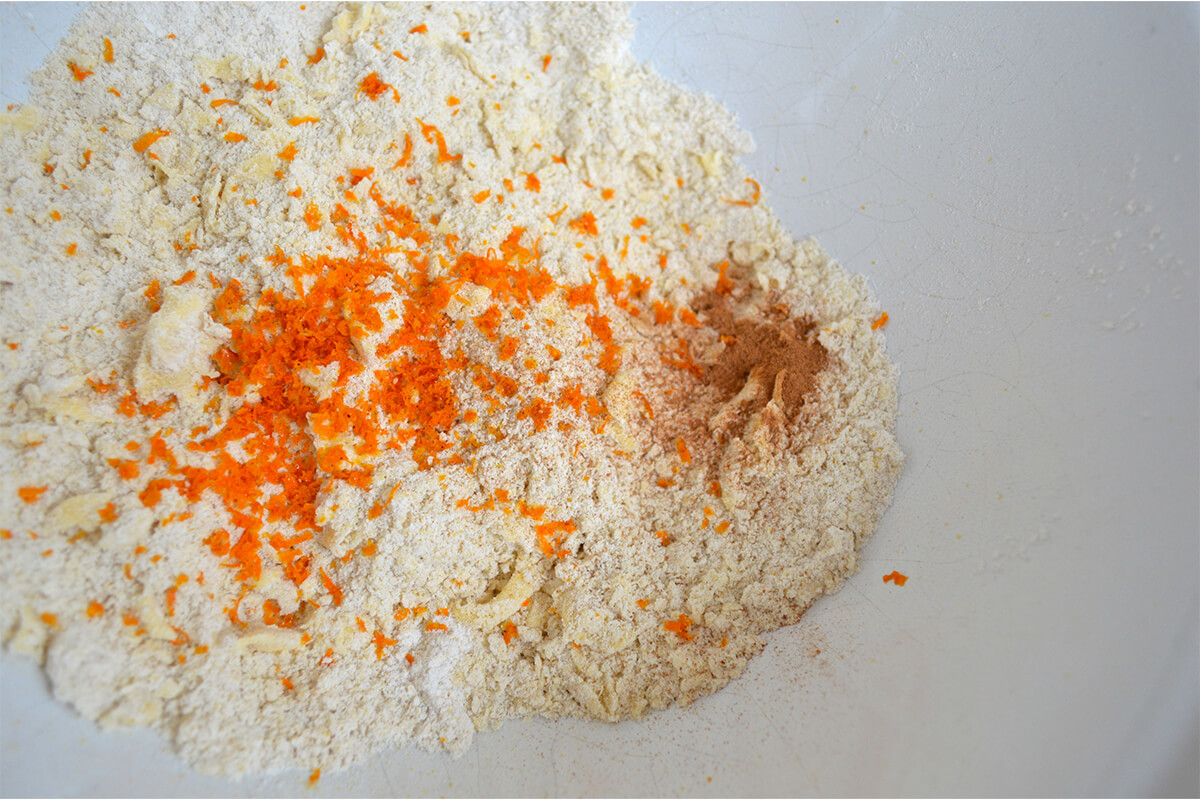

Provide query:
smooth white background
left=2, top=3, right=1197, bottom=796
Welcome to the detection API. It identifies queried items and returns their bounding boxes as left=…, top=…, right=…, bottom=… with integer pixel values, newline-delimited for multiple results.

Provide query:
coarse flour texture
left=0, top=2, right=903, bottom=777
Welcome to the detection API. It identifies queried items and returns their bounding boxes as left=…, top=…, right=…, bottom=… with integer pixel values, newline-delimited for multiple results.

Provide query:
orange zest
left=724, top=177, right=761, bottom=206
left=18, top=486, right=48, bottom=504
left=393, top=132, right=413, bottom=169
left=534, top=519, right=576, bottom=557
left=372, top=630, right=398, bottom=659
left=569, top=211, right=598, bottom=236
left=144, top=279, right=162, bottom=311
left=319, top=568, right=344, bottom=606
left=664, top=614, right=693, bottom=641
left=349, top=167, right=375, bottom=186
left=358, top=72, right=397, bottom=102
left=133, top=129, right=169, bottom=153
left=415, top=117, right=461, bottom=163
left=68, top=61, right=93, bottom=81
left=98, top=502, right=119, bottom=523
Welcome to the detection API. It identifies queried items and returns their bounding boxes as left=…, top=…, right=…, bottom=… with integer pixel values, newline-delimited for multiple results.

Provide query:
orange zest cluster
left=664, top=613, right=693, bottom=641
left=68, top=61, right=94, bottom=82
left=357, top=72, right=398, bottom=102
left=132, top=129, right=169, bottom=153
left=46, top=56, right=760, bottom=659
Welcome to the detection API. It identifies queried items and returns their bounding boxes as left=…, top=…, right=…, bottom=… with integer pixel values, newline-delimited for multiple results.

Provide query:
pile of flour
left=0, top=2, right=903, bottom=777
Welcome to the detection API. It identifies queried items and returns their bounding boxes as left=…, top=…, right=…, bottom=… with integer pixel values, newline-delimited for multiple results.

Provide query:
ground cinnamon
left=693, top=292, right=827, bottom=417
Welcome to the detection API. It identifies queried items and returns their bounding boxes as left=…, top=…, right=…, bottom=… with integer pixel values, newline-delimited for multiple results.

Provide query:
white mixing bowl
left=2, top=3, right=1196, bottom=795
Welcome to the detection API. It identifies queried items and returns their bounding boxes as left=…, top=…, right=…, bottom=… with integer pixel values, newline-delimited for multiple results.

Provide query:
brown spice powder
left=694, top=292, right=827, bottom=418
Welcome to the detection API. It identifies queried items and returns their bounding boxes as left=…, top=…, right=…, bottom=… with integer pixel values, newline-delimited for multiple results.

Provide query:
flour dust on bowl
left=0, top=2, right=901, bottom=777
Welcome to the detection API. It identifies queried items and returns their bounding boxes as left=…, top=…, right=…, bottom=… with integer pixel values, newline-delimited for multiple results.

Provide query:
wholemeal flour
left=0, top=2, right=904, bottom=776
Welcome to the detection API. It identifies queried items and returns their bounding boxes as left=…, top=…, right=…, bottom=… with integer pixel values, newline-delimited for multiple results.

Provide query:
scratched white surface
left=2, top=3, right=1197, bottom=796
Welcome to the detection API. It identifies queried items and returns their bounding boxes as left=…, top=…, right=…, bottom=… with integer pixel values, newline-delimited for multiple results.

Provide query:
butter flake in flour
left=0, top=2, right=904, bottom=776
